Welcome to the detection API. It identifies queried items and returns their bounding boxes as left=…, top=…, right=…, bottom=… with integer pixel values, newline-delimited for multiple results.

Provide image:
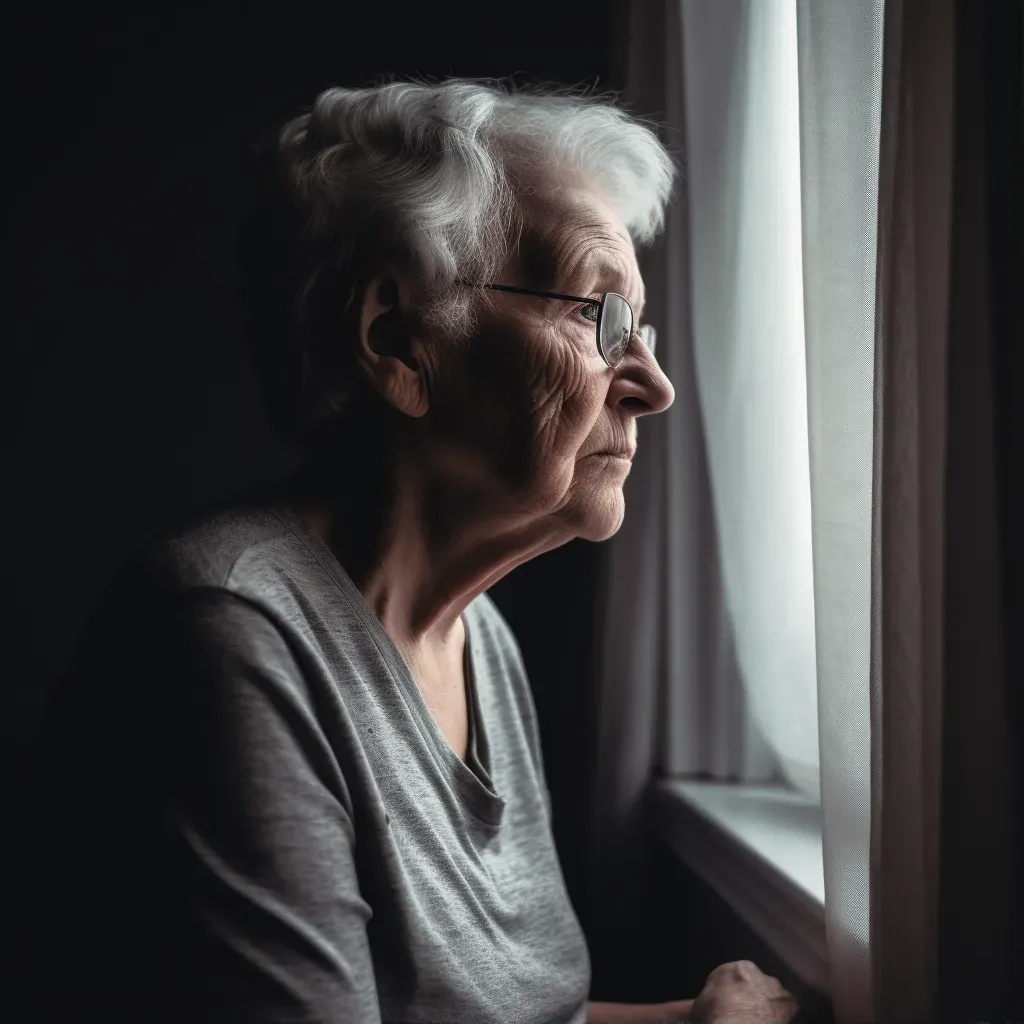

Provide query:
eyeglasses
left=469, top=282, right=657, bottom=369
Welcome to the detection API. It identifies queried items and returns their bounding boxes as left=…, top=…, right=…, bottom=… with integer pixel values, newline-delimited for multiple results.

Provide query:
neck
left=285, top=423, right=573, bottom=662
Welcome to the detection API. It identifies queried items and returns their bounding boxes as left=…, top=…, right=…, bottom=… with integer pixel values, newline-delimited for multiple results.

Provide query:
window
left=652, top=0, right=826, bottom=988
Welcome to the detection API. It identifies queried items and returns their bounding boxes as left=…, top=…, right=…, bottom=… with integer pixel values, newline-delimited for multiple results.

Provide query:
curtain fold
left=794, top=1, right=888, bottom=1018
left=587, top=0, right=778, bottom=935
left=795, top=0, right=1017, bottom=1019
left=595, top=0, right=1019, bottom=1017
left=933, top=1, right=1021, bottom=1017
left=678, top=0, right=820, bottom=799
left=868, top=0, right=953, bottom=1015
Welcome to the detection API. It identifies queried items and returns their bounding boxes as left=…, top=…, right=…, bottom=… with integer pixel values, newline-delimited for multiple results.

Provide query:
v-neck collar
left=267, top=500, right=505, bottom=830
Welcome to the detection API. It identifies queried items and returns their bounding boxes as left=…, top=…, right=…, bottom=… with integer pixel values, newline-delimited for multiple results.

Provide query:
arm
left=587, top=999, right=695, bottom=1023
left=157, top=587, right=383, bottom=1022
left=18, top=579, right=383, bottom=1022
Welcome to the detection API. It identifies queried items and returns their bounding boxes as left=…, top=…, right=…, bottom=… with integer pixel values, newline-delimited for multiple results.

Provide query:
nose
left=607, top=340, right=675, bottom=416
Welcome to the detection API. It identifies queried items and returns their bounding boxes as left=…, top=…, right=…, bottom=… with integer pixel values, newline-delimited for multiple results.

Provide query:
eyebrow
left=583, top=256, right=646, bottom=319
left=520, top=235, right=646, bottom=316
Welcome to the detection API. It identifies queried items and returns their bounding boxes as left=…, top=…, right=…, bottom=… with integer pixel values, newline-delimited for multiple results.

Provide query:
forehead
left=515, top=184, right=643, bottom=305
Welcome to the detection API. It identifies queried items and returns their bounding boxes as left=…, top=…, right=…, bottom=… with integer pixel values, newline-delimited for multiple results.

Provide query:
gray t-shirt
left=17, top=496, right=590, bottom=1024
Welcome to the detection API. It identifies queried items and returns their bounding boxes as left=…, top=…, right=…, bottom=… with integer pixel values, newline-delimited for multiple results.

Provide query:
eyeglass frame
left=460, top=281, right=657, bottom=369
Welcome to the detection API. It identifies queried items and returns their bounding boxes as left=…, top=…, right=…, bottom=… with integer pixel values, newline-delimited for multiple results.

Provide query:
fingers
left=695, top=960, right=800, bottom=1024
left=703, top=959, right=771, bottom=984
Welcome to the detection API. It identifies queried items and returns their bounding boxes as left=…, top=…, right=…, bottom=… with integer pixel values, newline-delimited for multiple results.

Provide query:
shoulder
left=65, top=493, right=329, bottom=701
left=131, top=494, right=299, bottom=595
left=108, top=487, right=338, bottom=634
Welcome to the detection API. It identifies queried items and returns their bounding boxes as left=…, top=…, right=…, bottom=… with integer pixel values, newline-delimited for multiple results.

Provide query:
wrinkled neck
left=281, top=408, right=572, bottom=655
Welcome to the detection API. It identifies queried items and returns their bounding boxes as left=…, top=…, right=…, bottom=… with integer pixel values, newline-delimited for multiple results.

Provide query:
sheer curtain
left=585, top=0, right=778, bottom=945
left=677, top=0, right=820, bottom=799
left=802, top=2, right=1020, bottom=1019
left=794, top=2, right=887, bottom=1017
left=588, top=5, right=821, bottom=938
left=593, top=0, right=1019, bottom=1020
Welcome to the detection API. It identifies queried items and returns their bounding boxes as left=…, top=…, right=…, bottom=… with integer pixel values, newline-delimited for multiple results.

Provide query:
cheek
left=537, top=359, right=607, bottom=466
left=504, top=334, right=610, bottom=496
left=431, top=326, right=606, bottom=490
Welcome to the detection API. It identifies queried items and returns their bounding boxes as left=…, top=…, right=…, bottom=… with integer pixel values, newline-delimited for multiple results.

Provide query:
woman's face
left=419, top=182, right=675, bottom=542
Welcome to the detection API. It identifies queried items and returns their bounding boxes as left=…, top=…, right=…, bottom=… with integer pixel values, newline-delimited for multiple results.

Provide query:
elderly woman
left=16, top=80, right=798, bottom=1023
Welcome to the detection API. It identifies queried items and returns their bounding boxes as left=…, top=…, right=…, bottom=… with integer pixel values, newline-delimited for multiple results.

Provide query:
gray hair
left=237, top=77, right=676, bottom=449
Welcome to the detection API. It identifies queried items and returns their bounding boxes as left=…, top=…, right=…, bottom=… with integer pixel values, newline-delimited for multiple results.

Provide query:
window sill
left=650, top=778, right=828, bottom=994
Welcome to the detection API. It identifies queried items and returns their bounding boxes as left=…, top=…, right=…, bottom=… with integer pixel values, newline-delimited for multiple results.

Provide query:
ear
left=354, top=272, right=430, bottom=419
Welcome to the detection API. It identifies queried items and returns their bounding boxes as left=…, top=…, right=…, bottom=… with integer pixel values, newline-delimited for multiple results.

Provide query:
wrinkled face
left=418, top=182, right=676, bottom=542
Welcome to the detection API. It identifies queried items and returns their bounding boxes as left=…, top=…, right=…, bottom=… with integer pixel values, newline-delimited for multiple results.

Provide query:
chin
left=575, top=488, right=627, bottom=542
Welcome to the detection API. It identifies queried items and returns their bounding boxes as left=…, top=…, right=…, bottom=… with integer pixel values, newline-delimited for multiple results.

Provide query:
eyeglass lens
left=600, top=294, right=657, bottom=365
left=600, top=293, right=633, bottom=365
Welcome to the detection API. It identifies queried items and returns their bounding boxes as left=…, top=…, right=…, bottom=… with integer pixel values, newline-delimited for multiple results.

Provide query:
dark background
left=10, top=2, right=1017, bottom=1019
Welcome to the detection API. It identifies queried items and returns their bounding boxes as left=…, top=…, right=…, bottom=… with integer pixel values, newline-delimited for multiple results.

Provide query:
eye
left=577, top=301, right=602, bottom=324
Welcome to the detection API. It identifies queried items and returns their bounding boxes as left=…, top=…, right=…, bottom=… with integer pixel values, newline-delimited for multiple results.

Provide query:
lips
left=595, top=445, right=636, bottom=460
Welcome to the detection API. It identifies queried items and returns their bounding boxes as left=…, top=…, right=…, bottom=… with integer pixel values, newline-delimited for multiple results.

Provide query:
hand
left=688, top=960, right=799, bottom=1024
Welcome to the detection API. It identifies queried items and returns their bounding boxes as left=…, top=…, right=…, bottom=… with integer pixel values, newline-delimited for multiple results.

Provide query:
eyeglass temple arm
left=473, top=282, right=596, bottom=305
left=461, top=280, right=651, bottom=346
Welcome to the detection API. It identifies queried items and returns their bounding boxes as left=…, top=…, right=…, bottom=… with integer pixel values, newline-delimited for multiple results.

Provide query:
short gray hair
left=237, top=78, right=676, bottom=449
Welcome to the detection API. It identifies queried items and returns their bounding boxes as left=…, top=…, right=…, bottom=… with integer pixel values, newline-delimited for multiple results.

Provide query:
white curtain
left=796, top=0, right=963, bottom=1019
left=585, top=0, right=777, bottom=942
left=678, top=0, right=820, bottom=800
left=793, top=1, right=888, bottom=1018
left=596, top=0, right=1018, bottom=1020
